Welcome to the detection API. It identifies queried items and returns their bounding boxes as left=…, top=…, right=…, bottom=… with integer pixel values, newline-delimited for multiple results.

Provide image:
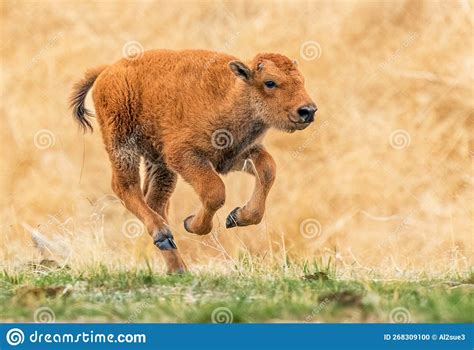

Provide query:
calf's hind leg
left=226, top=145, right=276, bottom=228
left=142, top=157, right=177, bottom=222
left=108, top=150, right=186, bottom=273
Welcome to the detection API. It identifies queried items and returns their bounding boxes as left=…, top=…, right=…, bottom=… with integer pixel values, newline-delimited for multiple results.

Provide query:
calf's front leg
left=226, top=145, right=276, bottom=228
left=170, top=153, right=226, bottom=235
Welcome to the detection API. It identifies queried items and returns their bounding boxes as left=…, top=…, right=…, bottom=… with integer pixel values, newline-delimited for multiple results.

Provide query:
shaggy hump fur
left=69, top=65, right=107, bottom=132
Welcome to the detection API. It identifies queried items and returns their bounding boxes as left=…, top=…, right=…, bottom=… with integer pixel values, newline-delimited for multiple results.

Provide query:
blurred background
left=1, top=0, right=472, bottom=277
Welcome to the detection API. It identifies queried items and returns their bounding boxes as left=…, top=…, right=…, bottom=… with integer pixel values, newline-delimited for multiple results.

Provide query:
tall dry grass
left=1, top=0, right=472, bottom=277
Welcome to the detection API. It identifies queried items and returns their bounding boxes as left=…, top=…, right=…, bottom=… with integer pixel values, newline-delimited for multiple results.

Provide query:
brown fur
left=70, top=49, right=316, bottom=273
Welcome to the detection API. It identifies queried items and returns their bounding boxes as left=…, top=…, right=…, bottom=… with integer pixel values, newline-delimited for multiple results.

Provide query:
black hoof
left=167, top=267, right=187, bottom=275
left=183, top=215, right=194, bottom=233
left=153, top=227, right=177, bottom=250
left=226, top=207, right=240, bottom=228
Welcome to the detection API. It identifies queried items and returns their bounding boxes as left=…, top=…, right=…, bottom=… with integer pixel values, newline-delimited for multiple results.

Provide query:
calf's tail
left=69, top=65, right=107, bottom=133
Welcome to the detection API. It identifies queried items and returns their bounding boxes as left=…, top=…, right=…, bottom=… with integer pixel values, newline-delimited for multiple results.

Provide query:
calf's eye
left=264, top=80, right=277, bottom=89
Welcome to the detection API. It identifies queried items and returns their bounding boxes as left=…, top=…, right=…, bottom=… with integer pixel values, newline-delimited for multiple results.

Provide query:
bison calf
left=70, top=49, right=317, bottom=273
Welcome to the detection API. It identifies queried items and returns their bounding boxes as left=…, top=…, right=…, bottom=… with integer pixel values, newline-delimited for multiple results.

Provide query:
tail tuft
left=69, top=65, right=107, bottom=133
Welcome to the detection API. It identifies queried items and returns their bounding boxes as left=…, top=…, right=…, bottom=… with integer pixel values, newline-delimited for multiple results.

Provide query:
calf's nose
left=297, top=105, right=317, bottom=123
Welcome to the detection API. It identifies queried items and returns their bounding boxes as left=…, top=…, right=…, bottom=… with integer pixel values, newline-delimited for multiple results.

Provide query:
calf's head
left=229, top=53, right=317, bottom=132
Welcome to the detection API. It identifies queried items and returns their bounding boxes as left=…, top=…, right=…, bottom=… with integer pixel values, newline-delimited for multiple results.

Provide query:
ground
left=1, top=264, right=472, bottom=323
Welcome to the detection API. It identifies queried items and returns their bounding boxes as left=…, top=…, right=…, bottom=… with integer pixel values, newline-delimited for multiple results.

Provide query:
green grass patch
left=0, top=266, right=472, bottom=323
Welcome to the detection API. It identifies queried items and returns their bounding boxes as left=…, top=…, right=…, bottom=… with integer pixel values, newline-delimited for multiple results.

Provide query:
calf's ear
left=229, top=60, right=252, bottom=82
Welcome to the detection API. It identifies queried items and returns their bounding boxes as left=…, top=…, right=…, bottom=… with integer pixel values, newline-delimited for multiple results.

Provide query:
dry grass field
left=0, top=0, right=472, bottom=323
